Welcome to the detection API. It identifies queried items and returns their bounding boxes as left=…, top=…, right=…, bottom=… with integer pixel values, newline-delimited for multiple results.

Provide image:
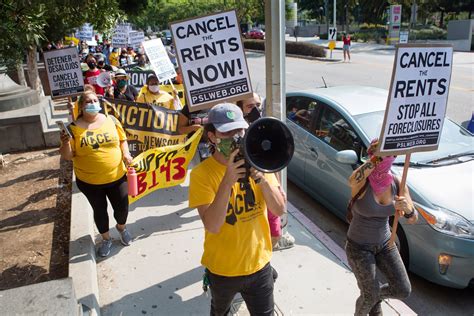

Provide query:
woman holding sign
left=59, top=90, right=134, bottom=257
left=345, top=140, right=417, bottom=315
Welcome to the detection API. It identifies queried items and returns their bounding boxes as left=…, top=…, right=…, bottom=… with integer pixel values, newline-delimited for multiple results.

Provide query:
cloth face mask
left=368, top=155, right=396, bottom=195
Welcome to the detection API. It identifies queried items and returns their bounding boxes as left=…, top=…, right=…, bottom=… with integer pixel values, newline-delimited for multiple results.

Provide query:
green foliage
left=409, top=25, right=447, bottom=40
left=243, top=39, right=326, bottom=58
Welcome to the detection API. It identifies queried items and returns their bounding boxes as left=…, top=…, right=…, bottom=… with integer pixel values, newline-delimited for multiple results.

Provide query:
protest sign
left=43, top=47, right=84, bottom=98
left=128, top=31, right=145, bottom=49
left=377, top=44, right=453, bottom=155
left=376, top=44, right=453, bottom=247
left=129, top=128, right=202, bottom=203
left=103, top=99, right=187, bottom=157
left=125, top=69, right=155, bottom=87
left=112, top=23, right=130, bottom=48
left=170, top=10, right=252, bottom=112
left=142, top=39, right=176, bottom=82
left=76, top=23, right=93, bottom=41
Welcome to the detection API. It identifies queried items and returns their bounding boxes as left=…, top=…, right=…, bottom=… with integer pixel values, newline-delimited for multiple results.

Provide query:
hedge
left=243, top=39, right=326, bottom=58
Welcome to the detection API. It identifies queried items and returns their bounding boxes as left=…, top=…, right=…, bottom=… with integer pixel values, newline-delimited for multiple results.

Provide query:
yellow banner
left=104, top=98, right=187, bottom=157
left=160, top=83, right=186, bottom=106
left=129, top=127, right=203, bottom=203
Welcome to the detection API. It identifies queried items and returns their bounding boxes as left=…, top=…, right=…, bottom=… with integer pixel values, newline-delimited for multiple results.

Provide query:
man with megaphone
left=189, top=103, right=286, bottom=315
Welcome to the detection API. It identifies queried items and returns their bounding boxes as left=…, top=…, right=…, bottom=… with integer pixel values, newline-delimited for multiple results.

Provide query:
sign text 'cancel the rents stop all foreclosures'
left=378, top=44, right=453, bottom=155
left=171, top=10, right=252, bottom=112
left=44, top=47, right=84, bottom=98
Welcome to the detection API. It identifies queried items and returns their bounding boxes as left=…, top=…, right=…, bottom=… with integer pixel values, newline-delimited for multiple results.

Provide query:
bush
left=409, top=26, right=447, bottom=40
left=243, top=39, right=326, bottom=58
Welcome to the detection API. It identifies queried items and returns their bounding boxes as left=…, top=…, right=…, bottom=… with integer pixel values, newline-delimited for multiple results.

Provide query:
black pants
left=207, top=263, right=274, bottom=316
left=345, top=238, right=411, bottom=316
left=76, top=175, right=129, bottom=234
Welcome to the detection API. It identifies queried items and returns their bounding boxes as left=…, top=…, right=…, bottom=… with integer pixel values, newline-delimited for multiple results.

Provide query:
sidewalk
left=67, top=163, right=416, bottom=315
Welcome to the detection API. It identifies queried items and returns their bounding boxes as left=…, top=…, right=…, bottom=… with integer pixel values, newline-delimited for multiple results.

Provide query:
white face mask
left=148, top=85, right=160, bottom=93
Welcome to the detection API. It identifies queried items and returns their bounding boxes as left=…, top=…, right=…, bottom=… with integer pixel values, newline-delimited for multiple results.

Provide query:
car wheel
left=389, top=217, right=409, bottom=267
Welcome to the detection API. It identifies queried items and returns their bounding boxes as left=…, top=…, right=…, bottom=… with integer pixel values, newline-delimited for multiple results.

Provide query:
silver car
left=286, top=85, right=474, bottom=288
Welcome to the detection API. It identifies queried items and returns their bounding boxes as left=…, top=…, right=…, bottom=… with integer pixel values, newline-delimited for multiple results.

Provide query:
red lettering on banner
left=149, top=170, right=160, bottom=189
left=160, top=160, right=172, bottom=182
left=137, top=173, right=147, bottom=195
left=172, top=157, right=186, bottom=180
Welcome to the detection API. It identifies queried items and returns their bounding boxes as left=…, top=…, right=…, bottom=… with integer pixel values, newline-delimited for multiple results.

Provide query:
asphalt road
left=246, top=49, right=473, bottom=126
left=245, top=51, right=474, bottom=314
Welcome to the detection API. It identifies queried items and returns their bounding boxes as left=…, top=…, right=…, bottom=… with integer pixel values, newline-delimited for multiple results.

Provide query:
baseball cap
left=208, top=103, right=249, bottom=133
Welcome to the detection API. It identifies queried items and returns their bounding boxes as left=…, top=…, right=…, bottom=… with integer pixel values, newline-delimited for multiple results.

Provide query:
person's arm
left=120, top=140, right=133, bottom=166
left=59, top=132, right=74, bottom=160
left=394, top=181, right=418, bottom=224
left=348, top=157, right=380, bottom=196
left=197, top=150, right=246, bottom=234
left=251, top=169, right=286, bottom=216
left=177, top=113, right=201, bottom=134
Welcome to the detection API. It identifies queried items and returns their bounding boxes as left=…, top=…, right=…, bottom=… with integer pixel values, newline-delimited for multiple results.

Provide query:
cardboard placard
left=76, top=23, right=93, bottom=41
left=170, top=10, right=253, bottom=112
left=128, top=31, right=145, bottom=49
left=43, top=47, right=84, bottom=98
left=377, top=44, right=453, bottom=155
left=142, top=39, right=176, bottom=82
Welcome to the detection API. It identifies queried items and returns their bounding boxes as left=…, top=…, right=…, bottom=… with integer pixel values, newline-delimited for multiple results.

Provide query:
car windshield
left=354, top=111, right=474, bottom=164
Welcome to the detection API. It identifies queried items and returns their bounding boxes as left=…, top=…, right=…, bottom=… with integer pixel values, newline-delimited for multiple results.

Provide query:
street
left=246, top=49, right=474, bottom=315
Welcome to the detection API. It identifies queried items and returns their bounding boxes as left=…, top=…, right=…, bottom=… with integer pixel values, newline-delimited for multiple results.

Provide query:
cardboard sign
left=43, top=47, right=84, bottom=98
left=76, top=23, right=93, bottom=41
left=377, top=44, right=453, bottom=155
left=128, top=31, right=145, bottom=49
left=171, top=10, right=253, bottom=112
left=129, top=128, right=202, bottom=203
left=142, top=39, right=176, bottom=82
left=112, top=23, right=130, bottom=48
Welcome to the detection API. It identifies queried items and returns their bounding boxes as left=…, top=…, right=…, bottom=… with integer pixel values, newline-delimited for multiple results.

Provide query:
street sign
left=400, top=31, right=409, bottom=44
left=328, top=41, right=336, bottom=50
left=377, top=44, right=453, bottom=155
left=328, top=27, right=337, bottom=41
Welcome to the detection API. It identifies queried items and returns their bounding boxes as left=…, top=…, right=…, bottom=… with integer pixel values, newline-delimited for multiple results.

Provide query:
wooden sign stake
left=389, top=153, right=411, bottom=246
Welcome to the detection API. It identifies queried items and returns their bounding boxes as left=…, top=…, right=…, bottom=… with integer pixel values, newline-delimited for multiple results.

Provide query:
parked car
left=245, top=28, right=265, bottom=40
left=161, top=29, right=172, bottom=45
left=285, top=85, right=474, bottom=289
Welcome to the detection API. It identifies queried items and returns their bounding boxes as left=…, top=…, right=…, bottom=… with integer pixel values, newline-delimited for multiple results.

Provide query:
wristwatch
left=404, top=207, right=416, bottom=219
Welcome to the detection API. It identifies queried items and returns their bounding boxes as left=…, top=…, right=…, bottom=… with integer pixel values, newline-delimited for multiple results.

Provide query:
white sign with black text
left=76, top=23, right=94, bottom=41
left=378, top=44, right=453, bottom=155
left=171, top=10, right=252, bottom=111
left=142, top=39, right=176, bottom=82
left=44, top=47, right=84, bottom=98
left=328, top=27, right=337, bottom=41
left=128, top=31, right=145, bottom=49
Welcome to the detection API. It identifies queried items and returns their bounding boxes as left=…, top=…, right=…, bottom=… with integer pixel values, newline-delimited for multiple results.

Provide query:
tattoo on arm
left=354, top=161, right=374, bottom=183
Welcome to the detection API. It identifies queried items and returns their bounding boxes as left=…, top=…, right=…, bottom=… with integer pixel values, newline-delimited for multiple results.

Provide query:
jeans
left=207, top=263, right=274, bottom=316
left=345, top=238, right=411, bottom=316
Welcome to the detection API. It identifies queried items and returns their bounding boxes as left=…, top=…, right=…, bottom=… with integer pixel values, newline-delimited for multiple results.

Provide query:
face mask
left=245, top=106, right=262, bottom=123
left=368, top=156, right=396, bottom=195
left=148, top=85, right=160, bottom=93
left=87, top=61, right=96, bottom=69
left=215, top=137, right=234, bottom=159
left=97, top=61, right=104, bottom=68
left=117, top=79, right=127, bottom=89
left=84, top=102, right=101, bottom=114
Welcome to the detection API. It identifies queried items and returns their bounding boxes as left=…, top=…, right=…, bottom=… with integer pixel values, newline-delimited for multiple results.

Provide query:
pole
left=389, top=153, right=411, bottom=246
left=168, top=79, right=183, bottom=110
left=334, top=0, right=337, bottom=28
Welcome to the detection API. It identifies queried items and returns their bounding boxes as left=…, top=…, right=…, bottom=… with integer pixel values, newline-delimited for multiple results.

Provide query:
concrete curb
left=288, top=202, right=417, bottom=315
left=245, top=49, right=342, bottom=62
left=69, top=174, right=100, bottom=316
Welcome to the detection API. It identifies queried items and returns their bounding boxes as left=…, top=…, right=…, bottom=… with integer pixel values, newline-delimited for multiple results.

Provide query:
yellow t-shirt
left=137, top=86, right=176, bottom=110
left=70, top=116, right=127, bottom=185
left=109, top=52, right=119, bottom=67
left=189, top=156, right=278, bottom=277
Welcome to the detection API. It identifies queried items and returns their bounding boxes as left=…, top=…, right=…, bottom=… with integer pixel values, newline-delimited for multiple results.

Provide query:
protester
left=84, top=54, right=105, bottom=95
left=345, top=139, right=417, bottom=315
left=109, top=48, right=120, bottom=67
left=102, top=41, right=111, bottom=65
left=119, top=49, right=130, bottom=67
left=127, top=47, right=136, bottom=60
left=189, top=103, right=285, bottom=315
left=97, top=55, right=113, bottom=72
left=167, top=44, right=177, bottom=66
left=342, top=33, right=351, bottom=62
left=59, top=90, right=133, bottom=257
left=131, top=54, right=150, bottom=71
left=236, top=93, right=296, bottom=251
left=68, top=84, right=95, bottom=121
left=113, top=69, right=138, bottom=101
left=137, top=74, right=179, bottom=109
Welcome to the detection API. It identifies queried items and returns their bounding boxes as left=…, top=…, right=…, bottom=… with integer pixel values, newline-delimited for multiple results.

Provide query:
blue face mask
left=84, top=102, right=101, bottom=114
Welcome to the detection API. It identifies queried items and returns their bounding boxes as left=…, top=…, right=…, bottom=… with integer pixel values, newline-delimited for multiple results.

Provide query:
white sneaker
left=273, top=231, right=295, bottom=251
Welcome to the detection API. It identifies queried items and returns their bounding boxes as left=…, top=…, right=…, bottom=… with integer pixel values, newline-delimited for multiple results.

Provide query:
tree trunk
left=439, top=11, right=444, bottom=28
left=26, top=44, right=43, bottom=95
left=16, top=62, right=27, bottom=86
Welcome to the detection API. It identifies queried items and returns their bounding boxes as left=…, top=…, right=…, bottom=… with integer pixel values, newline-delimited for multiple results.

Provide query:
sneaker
left=273, top=231, right=295, bottom=251
left=98, top=238, right=113, bottom=257
left=117, top=226, right=132, bottom=246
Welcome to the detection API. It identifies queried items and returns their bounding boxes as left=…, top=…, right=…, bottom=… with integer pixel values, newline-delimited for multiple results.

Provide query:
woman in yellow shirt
left=109, top=48, right=120, bottom=67
left=136, top=74, right=180, bottom=110
left=59, top=90, right=133, bottom=257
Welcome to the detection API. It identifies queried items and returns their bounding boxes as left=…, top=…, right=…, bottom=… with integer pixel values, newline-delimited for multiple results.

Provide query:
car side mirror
left=336, top=150, right=358, bottom=165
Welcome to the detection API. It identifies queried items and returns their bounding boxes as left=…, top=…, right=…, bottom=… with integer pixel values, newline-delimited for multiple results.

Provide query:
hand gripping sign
left=376, top=44, right=453, bottom=245
left=171, top=10, right=253, bottom=112
left=128, top=127, right=203, bottom=204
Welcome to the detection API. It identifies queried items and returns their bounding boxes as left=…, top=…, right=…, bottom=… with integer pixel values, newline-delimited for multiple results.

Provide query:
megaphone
left=97, top=71, right=113, bottom=88
left=240, top=117, right=295, bottom=173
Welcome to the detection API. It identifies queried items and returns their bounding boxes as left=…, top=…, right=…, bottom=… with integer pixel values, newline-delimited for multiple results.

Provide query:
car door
left=304, top=103, right=363, bottom=219
left=285, top=95, right=321, bottom=187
